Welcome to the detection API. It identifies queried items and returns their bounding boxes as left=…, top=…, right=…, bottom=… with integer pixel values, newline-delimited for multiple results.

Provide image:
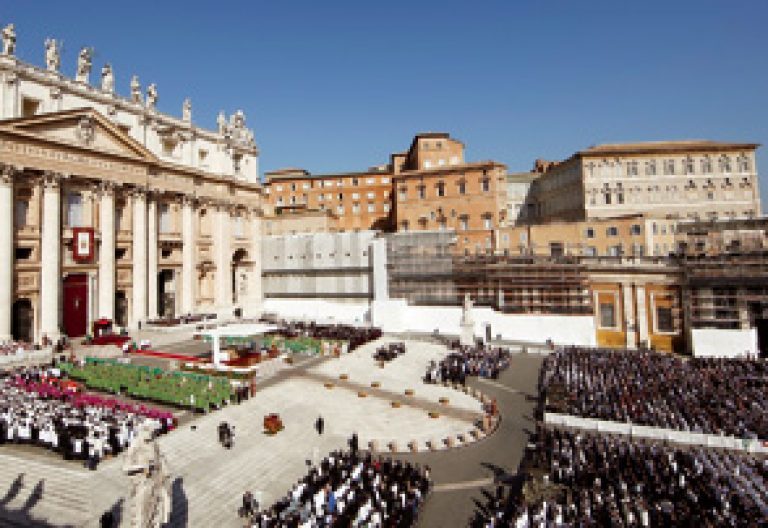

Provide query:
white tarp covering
left=691, top=328, right=758, bottom=358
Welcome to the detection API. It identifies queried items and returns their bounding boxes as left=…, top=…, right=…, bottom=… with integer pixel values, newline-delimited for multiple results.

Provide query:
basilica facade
left=0, top=26, right=263, bottom=343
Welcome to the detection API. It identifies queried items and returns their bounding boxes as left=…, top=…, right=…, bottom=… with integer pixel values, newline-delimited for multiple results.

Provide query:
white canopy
left=195, top=323, right=281, bottom=369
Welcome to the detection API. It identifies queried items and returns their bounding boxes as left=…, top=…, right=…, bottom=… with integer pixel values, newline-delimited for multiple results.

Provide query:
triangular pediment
left=0, top=108, right=157, bottom=162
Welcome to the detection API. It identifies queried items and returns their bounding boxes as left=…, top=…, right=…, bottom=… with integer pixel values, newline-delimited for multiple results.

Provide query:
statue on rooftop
left=75, top=47, right=92, bottom=83
left=1, top=23, right=16, bottom=56
left=101, top=63, right=114, bottom=93
left=130, top=75, right=142, bottom=103
left=182, top=98, right=192, bottom=122
left=146, top=83, right=158, bottom=109
left=217, top=110, right=227, bottom=135
left=44, top=38, right=60, bottom=72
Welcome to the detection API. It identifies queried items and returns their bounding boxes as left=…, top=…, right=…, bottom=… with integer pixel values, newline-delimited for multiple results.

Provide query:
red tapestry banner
left=72, top=227, right=94, bottom=262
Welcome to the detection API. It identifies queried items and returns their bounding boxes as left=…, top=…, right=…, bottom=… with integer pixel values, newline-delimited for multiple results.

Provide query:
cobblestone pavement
left=0, top=337, right=521, bottom=527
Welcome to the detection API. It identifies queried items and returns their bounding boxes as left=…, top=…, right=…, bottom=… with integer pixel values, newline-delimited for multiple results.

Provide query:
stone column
left=636, top=285, right=649, bottom=346
left=622, top=282, right=637, bottom=349
left=147, top=194, right=159, bottom=319
left=131, top=189, right=147, bottom=328
left=0, top=165, right=15, bottom=341
left=40, top=172, right=63, bottom=341
left=243, top=212, right=263, bottom=318
left=181, top=196, right=196, bottom=314
left=98, top=182, right=116, bottom=320
left=214, top=204, right=232, bottom=313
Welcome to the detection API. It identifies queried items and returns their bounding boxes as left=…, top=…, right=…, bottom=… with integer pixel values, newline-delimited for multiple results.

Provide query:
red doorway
left=63, top=274, right=88, bottom=337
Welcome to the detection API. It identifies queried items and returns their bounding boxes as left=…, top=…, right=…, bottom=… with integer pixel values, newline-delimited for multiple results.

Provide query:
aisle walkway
left=392, top=353, right=544, bottom=528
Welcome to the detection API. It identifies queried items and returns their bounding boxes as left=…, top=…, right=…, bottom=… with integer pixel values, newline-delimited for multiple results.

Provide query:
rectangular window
left=549, top=242, right=564, bottom=257
left=483, top=215, right=493, bottom=229
left=383, top=203, right=390, bottom=213
left=584, top=246, right=597, bottom=257
left=366, top=178, right=375, bottom=185
left=367, top=192, right=375, bottom=199
left=606, top=226, right=618, bottom=236
left=234, top=216, right=244, bottom=237
left=15, top=200, right=28, bottom=229
left=630, top=224, right=641, bottom=235
left=458, top=181, right=466, bottom=195
left=481, top=178, right=490, bottom=192
left=67, top=192, right=83, bottom=227
left=599, top=302, right=616, bottom=328
left=159, top=203, right=172, bottom=233
left=352, top=203, right=360, bottom=214
left=656, top=306, right=674, bottom=333
left=418, top=186, right=426, bottom=200
left=664, top=159, right=675, bottom=175
left=398, top=188, right=407, bottom=201
left=459, top=216, right=469, bottom=231
left=367, top=203, right=375, bottom=213
left=585, top=227, right=595, bottom=238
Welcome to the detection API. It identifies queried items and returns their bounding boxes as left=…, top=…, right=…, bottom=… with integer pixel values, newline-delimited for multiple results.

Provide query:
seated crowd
left=243, top=450, right=431, bottom=527
left=478, top=426, right=767, bottom=527
left=0, top=341, right=35, bottom=356
left=373, top=342, right=405, bottom=362
left=540, top=346, right=768, bottom=440
left=266, top=319, right=383, bottom=352
left=0, top=366, right=172, bottom=468
left=424, top=342, right=510, bottom=384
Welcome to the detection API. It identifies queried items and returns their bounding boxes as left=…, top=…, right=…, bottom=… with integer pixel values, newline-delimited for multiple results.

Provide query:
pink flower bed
left=11, top=377, right=176, bottom=426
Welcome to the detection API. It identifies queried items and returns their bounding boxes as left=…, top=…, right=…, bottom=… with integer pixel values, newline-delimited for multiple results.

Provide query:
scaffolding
left=385, top=231, right=592, bottom=314
left=683, top=251, right=768, bottom=329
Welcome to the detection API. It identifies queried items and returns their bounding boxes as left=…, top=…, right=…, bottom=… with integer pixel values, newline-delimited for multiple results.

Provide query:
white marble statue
left=101, top=63, right=114, bottom=93
left=1, top=23, right=16, bottom=56
left=44, top=38, right=60, bottom=72
left=130, top=75, right=142, bottom=103
left=217, top=110, right=227, bottom=135
left=123, top=423, right=172, bottom=528
left=75, top=47, right=92, bottom=83
left=146, top=83, right=158, bottom=109
left=182, top=98, right=191, bottom=122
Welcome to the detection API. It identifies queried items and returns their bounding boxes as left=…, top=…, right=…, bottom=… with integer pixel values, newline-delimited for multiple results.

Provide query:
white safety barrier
left=544, top=412, right=768, bottom=454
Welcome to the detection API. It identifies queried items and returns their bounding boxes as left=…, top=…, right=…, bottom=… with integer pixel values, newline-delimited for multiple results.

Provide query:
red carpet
left=129, top=349, right=206, bottom=363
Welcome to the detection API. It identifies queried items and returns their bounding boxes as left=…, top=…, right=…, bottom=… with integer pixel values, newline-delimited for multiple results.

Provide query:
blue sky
left=3, top=1, right=768, bottom=203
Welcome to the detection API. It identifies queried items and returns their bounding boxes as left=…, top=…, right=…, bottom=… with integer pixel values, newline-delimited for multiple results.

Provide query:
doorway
left=115, top=291, right=128, bottom=328
left=63, top=274, right=88, bottom=337
left=12, top=298, right=33, bottom=342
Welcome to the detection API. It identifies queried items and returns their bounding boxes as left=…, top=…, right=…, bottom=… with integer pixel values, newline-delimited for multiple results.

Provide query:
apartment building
left=530, top=140, right=761, bottom=222
left=263, top=168, right=393, bottom=232
left=262, top=133, right=509, bottom=253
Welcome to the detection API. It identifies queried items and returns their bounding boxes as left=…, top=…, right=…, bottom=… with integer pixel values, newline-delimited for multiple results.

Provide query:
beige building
left=497, top=214, right=677, bottom=258
left=262, top=206, right=338, bottom=237
left=530, top=140, right=761, bottom=223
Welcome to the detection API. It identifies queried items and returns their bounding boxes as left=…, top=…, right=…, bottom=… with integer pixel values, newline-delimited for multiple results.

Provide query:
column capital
left=181, top=193, right=197, bottom=207
left=0, top=163, right=21, bottom=185
left=127, top=185, right=148, bottom=200
left=41, top=171, right=66, bottom=190
left=96, top=180, right=119, bottom=197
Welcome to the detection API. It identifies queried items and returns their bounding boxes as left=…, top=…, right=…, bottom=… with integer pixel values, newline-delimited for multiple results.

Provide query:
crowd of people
left=0, top=366, right=172, bottom=468
left=540, top=347, right=768, bottom=440
left=242, top=449, right=431, bottom=527
left=373, top=342, right=405, bottom=362
left=265, top=318, right=383, bottom=352
left=478, top=426, right=767, bottom=527
left=424, top=342, right=510, bottom=384
left=0, top=340, right=35, bottom=356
